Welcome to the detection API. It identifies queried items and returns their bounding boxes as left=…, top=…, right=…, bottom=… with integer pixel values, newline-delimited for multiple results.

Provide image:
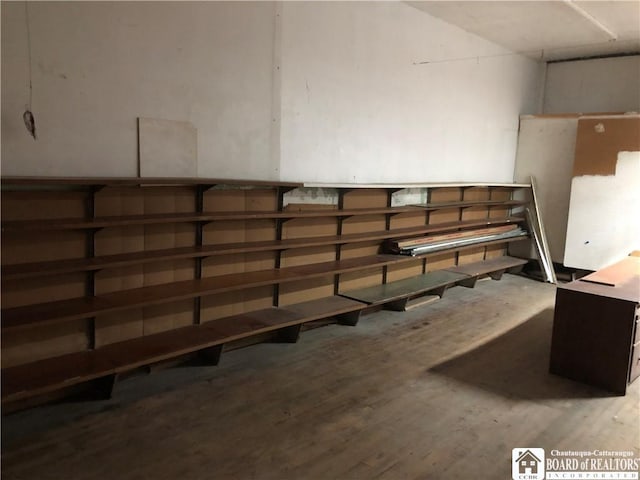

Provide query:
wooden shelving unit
left=1, top=177, right=530, bottom=409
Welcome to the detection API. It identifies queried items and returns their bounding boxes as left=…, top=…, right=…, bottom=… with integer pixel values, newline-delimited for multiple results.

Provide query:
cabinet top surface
left=559, top=256, right=640, bottom=303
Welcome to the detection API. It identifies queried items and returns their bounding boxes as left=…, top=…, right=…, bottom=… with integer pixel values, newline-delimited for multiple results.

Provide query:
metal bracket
left=276, top=324, right=303, bottom=343
left=199, top=344, right=223, bottom=365
left=336, top=310, right=362, bottom=326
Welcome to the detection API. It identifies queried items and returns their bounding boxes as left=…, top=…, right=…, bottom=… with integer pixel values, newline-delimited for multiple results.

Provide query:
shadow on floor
left=428, top=308, right=614, bottom=400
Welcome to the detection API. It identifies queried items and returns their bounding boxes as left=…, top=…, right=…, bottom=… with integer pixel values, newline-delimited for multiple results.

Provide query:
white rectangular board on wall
left=563, top=115, right=640, bottom=271
left=138, top=118, right=197, bottom=178
left=564, top=151, right=640, bottom=271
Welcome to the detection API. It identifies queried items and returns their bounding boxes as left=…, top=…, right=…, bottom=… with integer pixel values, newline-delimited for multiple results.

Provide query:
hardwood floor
left=2, top=275, right=639, bottom=479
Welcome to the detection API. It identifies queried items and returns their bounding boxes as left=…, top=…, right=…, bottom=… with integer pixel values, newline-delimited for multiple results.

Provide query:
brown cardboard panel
left=338, top=268, right=384, bottom=292
left=573, top=117, right=640, bottom=177
left=428, top=208, right=460, bottom=225
left=489, top=187, right=511, bottom=218
left=203, top=219, right=275, bottom=246
left=203, top=189, right=246, bottom=212
left=245, top=219, right=276, bottom=242
left=95, top=226, right=145, bottom=256
left=144, top=223, right=195, bottom=251
left=426, top=252, right=457, bottom=271
left=201, top=251, right=275, bottom=278
left=200, top=286, right=272, bottom=322
left=203, top=220, right=247, bottom=245
left=240, top=285, right=274, bottom=312
left=461, top=206, right=490, bottom=221
left=1, top=191, right=86, bottom=221
left=200, top=291, right=243, bottom=322
left=95, top=187, right=144, bottom=216
left=203, top=188, right=277, bottom=212
left=485, top=244, right=507, bottom=259
left=95, top=309, right=143, bottom=347
left=488, top=206, right=509, bottom=219
left=463, top=187, right=490, bottom=202
left=143, top=259, right=194, bottom=286
left=489, top=187, right=512, bottom=201
left=340, top=241, right=381, bottom=259
left=342, top=189, right=388, bottom=208
left=244, top=251, right=276, bottom=272
left=341, top=215, right=386, bottom=235
left=282, top=217, right=337, bottom=239
left=1, top=320, right=88, bottom=368
left=461, top=187, right=489, bottom=221
left=386, top=260, right=423, bottom=282
left=389, top=211, right=426, bottom=230
left=245, top=189, right=277, bottom=211
left=278, top=276, right=334, bottom=305
left=429, top=187, right=462, bottom=203
left=95, top=265, right=144, bottom=295
left=1, top=273, right=86, bottom=309
left=284, top=203, right=337, bottom=212
left=202, top=254, right=246, bottom=277
left=458, top=246, right=486, bottom=265
left=143, top=186, right=194, bottom=214
left=142, top=299, right=194, bottom=335
left=1, top=230, right=85, bottom=265
left=280, top=246, right=335, bottom=268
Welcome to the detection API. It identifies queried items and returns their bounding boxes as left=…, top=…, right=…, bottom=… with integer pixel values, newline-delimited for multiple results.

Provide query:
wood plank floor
left=2, top=275, right=639, bottom=479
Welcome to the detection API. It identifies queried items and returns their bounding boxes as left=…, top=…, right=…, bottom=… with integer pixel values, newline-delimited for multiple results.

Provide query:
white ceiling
left=408, top=1, right=640, bottom=61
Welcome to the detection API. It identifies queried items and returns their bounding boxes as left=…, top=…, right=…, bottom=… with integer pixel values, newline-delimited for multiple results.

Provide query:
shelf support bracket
left=336, top=310, right=362, bottom=326
left=91, top=373, right=119, bottom=400
left=458, top=276, right=479, bottom=288
left=199, top=344, right=224, bottom=365
left=275, top=324, right=303, bottom=343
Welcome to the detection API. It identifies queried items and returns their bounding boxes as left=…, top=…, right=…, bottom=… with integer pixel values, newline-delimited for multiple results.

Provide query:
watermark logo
left=512, top=448, right=545, bottom=480
left=511, top=448, right=639, bottom=479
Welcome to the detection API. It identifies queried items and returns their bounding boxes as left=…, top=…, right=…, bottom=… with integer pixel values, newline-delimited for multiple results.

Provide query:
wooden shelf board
left=443, top=256, right=528, bottom=277
left=421, top=199, right=526, bottom=210
left=1, top=296, right=367, bottom=403
left=280, top=296, right=366, bottom=321
left=1, top=238, right=529, bottom=332
left=2, top=216, right=525, bottom=280
left=304, top=182, right=531, bottom=189
left=340, top=270, right=468, bottom=305
left=1, top=202, right=525, bottom=232
left=1, top=176, right=302, bottom=188
left=0, top=256, right=394, bottom=331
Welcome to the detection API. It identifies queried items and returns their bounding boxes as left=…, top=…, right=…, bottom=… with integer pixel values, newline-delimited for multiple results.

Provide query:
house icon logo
left=512, top=448, right=545, bottom=480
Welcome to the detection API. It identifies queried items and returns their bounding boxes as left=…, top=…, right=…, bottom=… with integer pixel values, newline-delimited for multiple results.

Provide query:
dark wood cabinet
left=550, top=256, right=640, bottom=395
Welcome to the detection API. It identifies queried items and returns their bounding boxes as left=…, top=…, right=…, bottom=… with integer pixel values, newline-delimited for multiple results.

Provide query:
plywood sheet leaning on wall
left=564, top=115, right=640, bottom=271
left=512, top=115, right=578, bottom=263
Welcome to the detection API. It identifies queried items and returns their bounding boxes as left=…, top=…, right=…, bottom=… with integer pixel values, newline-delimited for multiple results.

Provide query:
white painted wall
left=2, top=2, right=542, bottom=183
left=278, top=2, right=542, bottom=184
left=543, top=55, right=640, bottom=114
left=1, top=2, right=277, bottom=179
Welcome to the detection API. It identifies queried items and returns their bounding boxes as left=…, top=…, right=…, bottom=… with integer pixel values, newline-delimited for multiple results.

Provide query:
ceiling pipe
left=562, top=0, right=618, bottom=41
